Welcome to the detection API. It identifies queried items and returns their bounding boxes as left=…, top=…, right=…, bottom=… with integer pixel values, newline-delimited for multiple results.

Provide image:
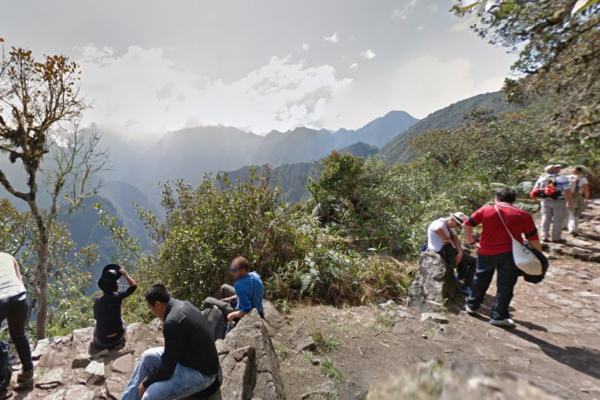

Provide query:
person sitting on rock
left=0, top=252, right=34, bottom=390
left=426, top=212, right=476, bottom=294
left=93, top=264, right=137, bottom=349
left=122, top=284, right=220, bottom=400
left=203, top=256, right=264, bottom=323
left=463, top=187, right=543, bottom=328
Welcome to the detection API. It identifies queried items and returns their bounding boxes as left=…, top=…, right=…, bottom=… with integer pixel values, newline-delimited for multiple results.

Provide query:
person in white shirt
left=426, top=212, right=476, bottom=293
left=0, top=253, right=34, bottom=388
left=565, top=167, right=591, bottom=234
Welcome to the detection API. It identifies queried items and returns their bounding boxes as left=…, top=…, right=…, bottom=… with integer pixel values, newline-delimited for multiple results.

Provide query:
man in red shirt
left=463, top=188, right=543, bottom=327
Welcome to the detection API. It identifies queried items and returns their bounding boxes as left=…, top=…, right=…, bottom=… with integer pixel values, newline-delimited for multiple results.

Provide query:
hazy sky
left=1, top=0, right=515, bottom=137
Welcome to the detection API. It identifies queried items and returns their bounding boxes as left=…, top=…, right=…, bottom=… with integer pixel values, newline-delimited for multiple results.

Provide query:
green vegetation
left=311, top=331, right=342, bottom=353
left=320, top=357, right=345, bottom=384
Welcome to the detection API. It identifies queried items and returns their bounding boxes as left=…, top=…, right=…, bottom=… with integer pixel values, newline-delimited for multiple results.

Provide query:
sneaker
left=464, top=304, right=478, bottom=315
left=489, top=318, right=516, bottom=328
left=459, top=285, right=472, bottom=295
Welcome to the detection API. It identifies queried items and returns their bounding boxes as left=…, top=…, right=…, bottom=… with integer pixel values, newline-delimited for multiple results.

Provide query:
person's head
left=494, top=187, right=517, bottom=204
left=447, top=212, right=468, bottom=228
left=570, top=166, right=584, bottom=176
left=545, top=164, right=562, bottom=174
left=229, top=256, right=250, bottom=281
left=144, top=284, right=172, bottom=320
left=98, top=267, right=120, bottom=294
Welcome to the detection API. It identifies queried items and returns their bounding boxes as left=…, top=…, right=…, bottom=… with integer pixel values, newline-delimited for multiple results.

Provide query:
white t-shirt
left=567, top=175, right=589, bottom=194
left=0, top=252, right=26, bottom=301
left=427, top=219, right=456, bottom=252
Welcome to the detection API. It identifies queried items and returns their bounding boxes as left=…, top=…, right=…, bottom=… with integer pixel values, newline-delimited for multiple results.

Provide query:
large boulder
left=367, top=361, right=561, bottom=400
left=407, top=251, right=458, bottom=311
left=18, top=307, right=286, bottom=400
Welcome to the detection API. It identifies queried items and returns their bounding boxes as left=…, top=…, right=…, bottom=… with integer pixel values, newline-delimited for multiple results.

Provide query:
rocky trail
left=5, top=201, right=600, bottom=399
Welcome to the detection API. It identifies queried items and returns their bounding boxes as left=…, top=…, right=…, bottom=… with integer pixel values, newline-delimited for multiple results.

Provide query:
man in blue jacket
left=203, top=256, right=264, bottom=322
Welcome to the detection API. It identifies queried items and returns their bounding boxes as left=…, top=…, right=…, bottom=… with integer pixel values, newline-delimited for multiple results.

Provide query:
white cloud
left=360, top=49, right=377, bottom=59
left=324, top=32, right=340, bottom=43
left=391, top=0, right=418, bottom=20
left=77, top=44, right=353, bottom=136
left=350, top=63, right=358, bottom=69
left=428, top=3, right=439, bottom=12
left=418, top=25, right=427, bottom=30
left=386, top=55, right=504, bottom=118
left=301, top=43, right=309, bottom=51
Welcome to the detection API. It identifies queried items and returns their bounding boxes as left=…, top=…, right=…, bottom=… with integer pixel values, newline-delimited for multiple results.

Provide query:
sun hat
left=97, top=264, right=122, bottom=294
left=451, top=212, right=468, bottom=225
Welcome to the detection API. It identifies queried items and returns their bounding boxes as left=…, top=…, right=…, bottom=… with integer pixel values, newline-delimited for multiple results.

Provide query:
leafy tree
left=0, top=199, right=96, bottom=337
left=453, top=0, right=600, bottom=147
left=0, top=42, right=109, bottom=338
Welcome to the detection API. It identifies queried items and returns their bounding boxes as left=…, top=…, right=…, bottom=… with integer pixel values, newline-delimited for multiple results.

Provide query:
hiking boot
left=464, top=304, right=478, bottom=315
left=14, top=370, right=34, bottom=391
left=489, top=318, right=516, bottom=328
left=552, top=239, right=567, bottom=244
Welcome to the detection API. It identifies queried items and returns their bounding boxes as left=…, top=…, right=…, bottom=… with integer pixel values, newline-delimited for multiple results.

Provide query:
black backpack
left=202, top=306, right=227, bottom=341
left=0, top=341, right=11, bottom=399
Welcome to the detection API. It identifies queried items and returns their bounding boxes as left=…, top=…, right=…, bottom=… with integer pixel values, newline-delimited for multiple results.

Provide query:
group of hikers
left=427, top=164, right=590, bottom=327
left=0, top=255, right=264, bottom=399
left=0, top=163, right=592, bottom=399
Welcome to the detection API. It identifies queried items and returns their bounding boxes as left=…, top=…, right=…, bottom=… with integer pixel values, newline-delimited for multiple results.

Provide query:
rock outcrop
left=407, top=251, right=458, bottom=311
left=13, top=303, right=285, bottom=400
left=367, top=361, right=561, bottom=400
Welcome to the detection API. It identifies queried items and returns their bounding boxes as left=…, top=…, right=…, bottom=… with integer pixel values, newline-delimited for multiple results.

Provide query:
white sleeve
left=580, top=177, right=589, bottom=186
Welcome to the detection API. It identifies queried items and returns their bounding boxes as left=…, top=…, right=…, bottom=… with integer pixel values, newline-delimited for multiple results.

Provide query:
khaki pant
left=203, top=284, right=236, bottom=317
left=567, top=193, right=586, bottom=233
left=541, top=199, right=567, bottom=241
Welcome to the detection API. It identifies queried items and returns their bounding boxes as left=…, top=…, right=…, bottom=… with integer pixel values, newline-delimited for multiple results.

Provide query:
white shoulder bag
left=494, top=205, right=543, bottom=276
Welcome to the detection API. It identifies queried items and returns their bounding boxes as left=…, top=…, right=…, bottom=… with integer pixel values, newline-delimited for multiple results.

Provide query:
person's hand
left=138, top=382, right=146, bottom=398
left=220, top=296, right=233, bottom=302
left=121, top=268, right=128, bottom=277
left=455, top=252, right=464, bottom=265
left=567, top=202, right=574, bottom=209
left=227, top=312, right=237, bottom=322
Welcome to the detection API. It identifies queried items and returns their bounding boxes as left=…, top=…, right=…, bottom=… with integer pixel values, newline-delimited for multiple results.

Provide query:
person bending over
left=426, top=212, right=476, bottom=293
left=122, top=284, right=220, bottom=400
left=203, top=256, right=264, bottom=323
left=463, top=188, right=543, bottom=328
left=0, top=253, right=34, bottom=389
left=94, top=264, right=137, bottom=349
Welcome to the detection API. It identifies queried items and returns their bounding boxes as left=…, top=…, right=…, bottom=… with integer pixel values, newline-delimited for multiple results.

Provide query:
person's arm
left=450, top=231, right=464, bottom=264
left=142, top=320, right=183, bottom=388
left=12, top=257, right=23, bottom=283
left=228, top=284, right=251, bottom=322
left=523, top=214, right=542, bottom=252
left=463, top=209, right=482, bottom=247
left=463, top=224, right=476, bottom=247
left=117, top=269, right=137, bottom=299
left=582, top=182, right=590, bottom=205
left=564, top=188, right=574, bottom=208
left=433, top=227, right=452, bottom=243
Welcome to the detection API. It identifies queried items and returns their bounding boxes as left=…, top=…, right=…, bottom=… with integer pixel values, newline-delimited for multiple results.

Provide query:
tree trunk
left=28, top=200, right=49, bottom=340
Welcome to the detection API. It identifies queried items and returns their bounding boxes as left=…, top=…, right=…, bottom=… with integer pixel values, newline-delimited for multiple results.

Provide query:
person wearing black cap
left=93, top=264, right=137, bottom=349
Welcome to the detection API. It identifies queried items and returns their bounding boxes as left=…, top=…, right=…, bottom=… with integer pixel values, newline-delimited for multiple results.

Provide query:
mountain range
left=1, top=91, right=516, bottom=279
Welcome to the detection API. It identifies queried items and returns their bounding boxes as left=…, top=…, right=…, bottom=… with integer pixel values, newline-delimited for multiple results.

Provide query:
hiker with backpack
left=122, top=284, right=221, bottom=400
left=463, top=188, right=543, bottom=328
left=0, top=253, right=34, bottom=395
left=564, top=167, right=591, bottom=235
left=203, top=256, right=264, bottom=325
left=426, top=212, right=476, bottom=294
left=93, top=264, right=137, bottom=349
left=531, top=165, right=574, bottom=243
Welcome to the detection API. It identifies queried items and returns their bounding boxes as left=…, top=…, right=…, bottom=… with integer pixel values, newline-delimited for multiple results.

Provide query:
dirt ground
left=273, top=200, right=600, bottom=400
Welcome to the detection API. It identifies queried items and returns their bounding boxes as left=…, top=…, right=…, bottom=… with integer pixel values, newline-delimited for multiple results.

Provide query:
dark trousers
left=203, top=284, right=236, bottom=317
left=437, top=244, right=476, bottom=286
left=0, top=295, right=33, bottom=372
left=466, top=251, right=520, bottom=320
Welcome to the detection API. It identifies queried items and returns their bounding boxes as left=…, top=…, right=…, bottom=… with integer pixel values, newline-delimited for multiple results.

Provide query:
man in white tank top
left=0, top=252, right=34, bottom=390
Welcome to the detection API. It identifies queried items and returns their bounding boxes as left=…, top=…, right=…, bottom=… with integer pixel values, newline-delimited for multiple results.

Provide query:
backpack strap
left=494, top=205, right=518, bottom=242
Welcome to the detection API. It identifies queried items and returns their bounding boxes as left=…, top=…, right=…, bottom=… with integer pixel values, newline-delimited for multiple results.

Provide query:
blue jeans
left=122, top=347, right=216, bottom=400
left=466, top=251, right=521, bottom=320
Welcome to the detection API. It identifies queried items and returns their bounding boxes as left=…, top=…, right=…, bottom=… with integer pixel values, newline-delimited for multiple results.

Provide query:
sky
left=1, top=0, right=515, bottom=137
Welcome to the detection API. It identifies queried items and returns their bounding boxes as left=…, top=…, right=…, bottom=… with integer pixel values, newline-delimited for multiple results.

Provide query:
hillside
left=339, top=141, right=379, bottom=158
left=380, top=92, right=520, bottom=164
